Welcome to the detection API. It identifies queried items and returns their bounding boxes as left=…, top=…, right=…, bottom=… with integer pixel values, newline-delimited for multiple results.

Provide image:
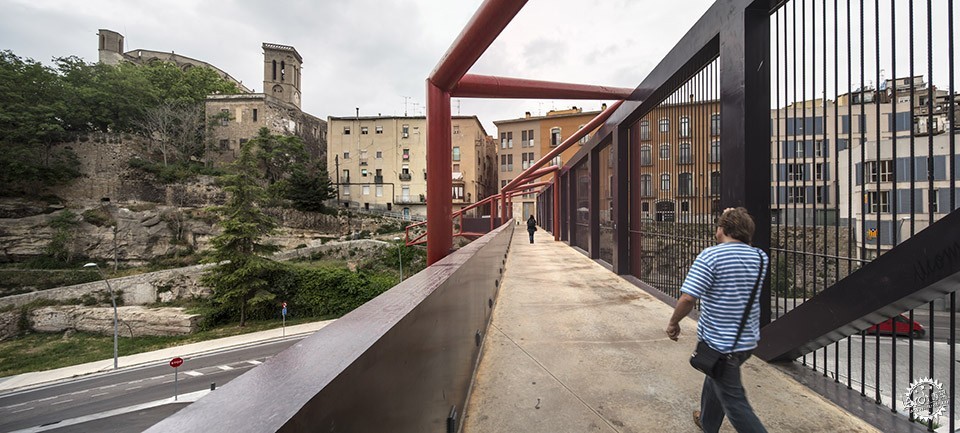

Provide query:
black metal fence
left=539, top=0, right=958, bottom=430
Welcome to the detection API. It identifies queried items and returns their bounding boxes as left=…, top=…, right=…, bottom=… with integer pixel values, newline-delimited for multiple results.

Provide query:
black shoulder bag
left=689, top=250, right=764, bottom=379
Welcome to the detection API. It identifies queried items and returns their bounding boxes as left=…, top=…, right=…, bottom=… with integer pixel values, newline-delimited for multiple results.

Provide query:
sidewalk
left=0, top=320, right=333, bottom=394
left=463, top=228, right=879, bottom=432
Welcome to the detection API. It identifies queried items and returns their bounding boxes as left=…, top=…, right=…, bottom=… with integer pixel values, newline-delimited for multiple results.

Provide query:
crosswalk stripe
left=246, top=360, right=262, bottom=365
left=184, top=371, right=204, bottom=377
left=218, top=365, right=234, bottom=371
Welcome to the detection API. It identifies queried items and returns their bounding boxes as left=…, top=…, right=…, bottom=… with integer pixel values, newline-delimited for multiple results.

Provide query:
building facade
left=327, top=115, right=497, bottom=220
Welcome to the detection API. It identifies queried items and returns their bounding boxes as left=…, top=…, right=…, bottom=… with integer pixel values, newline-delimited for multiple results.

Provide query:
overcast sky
left=1, top=0, right=718, bottom=134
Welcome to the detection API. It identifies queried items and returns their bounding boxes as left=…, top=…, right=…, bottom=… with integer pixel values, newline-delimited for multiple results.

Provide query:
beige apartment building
left=494, top=105, right=606, bottom=219
left=327, top=115, right=497, bottom=220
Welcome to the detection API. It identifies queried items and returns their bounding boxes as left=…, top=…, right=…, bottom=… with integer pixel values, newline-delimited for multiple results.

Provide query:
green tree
left=250, top=128, right=308, bottom=185
left=46, top=210, right=80, bottom=264
left=285, top=164, right=335, bottom=212
left=202, top=141, right=279, bottom=326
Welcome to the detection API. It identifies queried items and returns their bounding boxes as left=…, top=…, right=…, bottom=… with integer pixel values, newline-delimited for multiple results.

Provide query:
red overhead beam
left=516, top=165, right=558, bottom=183
left=429, top=0, right=528, bottom=90
left=452, top=74, right=637, bottom=100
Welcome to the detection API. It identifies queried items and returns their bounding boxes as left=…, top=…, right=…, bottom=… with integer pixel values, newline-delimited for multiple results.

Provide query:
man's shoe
left=693, top=410, right=703, bottom=431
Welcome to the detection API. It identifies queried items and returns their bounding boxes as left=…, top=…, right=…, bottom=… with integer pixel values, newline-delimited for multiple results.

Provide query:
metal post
left=84, top=263, right=118, bottom=370
left=426, top=81, right=453, bottom=265
left=553, top=173, right=561, bottom=241
left=174, top=367, right=179, bottom=401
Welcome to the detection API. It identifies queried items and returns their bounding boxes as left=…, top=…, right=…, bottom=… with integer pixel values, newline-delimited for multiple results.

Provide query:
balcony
left=399, top=173, right=412, bottom=181
left=374, top=175, right=383, bottom=184
left=394, top=194, right=425, bottom=204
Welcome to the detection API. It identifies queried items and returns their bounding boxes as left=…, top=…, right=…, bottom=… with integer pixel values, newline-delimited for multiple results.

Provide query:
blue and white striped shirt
left=680, top=242, right=768, bottom=353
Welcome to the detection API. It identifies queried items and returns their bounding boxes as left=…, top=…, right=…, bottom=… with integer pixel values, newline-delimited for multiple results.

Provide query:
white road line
left=37, top=396, right=57, bottom=402
left=217, top=365, right=234, bottom=371
left=98, top=384, right=117, bottom=389
left=12, top=406, right=34, bottom=413
left=69, top=390, right=88, bottom=395
left=162, top=380, right=174, bottom=384
left=128, top=379, right=144, bottom=384
left=184, top=371, right=204, bottom=377
left=91, top=393, right=108, bottom=398
left=246, top=360, right=262, bottom=365
left=148, top=375, right=165, bottom=380
left=50, top=399, right=73, bottom=406
left=2, top=402, right=27, bottom=409
left=125, top=386, right=142, bottom=391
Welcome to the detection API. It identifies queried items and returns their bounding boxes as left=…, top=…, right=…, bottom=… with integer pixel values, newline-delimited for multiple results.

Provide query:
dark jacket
left=527, top=217, right=537, bottom=232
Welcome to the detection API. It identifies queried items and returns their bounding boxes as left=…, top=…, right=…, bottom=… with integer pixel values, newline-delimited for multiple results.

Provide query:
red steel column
left=489, top=197, right=495, bottom=230
left=426, top=82, right=452, bottom=265
left=500, top=191, right=508, bottom=223
left=553, top=174, right=560, bottom=241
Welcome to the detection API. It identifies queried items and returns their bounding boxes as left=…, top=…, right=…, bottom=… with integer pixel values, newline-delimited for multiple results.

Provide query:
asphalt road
left=0, top=337, right=303, bottom=432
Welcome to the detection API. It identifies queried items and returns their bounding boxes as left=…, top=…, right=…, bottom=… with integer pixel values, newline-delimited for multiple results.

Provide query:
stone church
left=97, top=29, right=327, bottom=164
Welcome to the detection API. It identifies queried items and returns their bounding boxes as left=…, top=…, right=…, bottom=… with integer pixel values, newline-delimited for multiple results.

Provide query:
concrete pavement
left=0, top=320, right=333, bottom=394
left=463, top=228, right=879, bottom=433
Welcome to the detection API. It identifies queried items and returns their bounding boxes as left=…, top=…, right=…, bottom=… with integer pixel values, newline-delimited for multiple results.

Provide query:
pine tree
left=202, top=140, right=279, bottom=326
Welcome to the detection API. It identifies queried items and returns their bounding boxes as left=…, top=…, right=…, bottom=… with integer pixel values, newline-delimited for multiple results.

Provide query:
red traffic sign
left=170, top=357, right=184, bottom=368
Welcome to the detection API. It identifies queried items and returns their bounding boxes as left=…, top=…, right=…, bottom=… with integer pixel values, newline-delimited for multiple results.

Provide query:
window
left=375, top=168, right=382, bottom=178
left=710, top=171, right=720, bottom=196
left=501, top=155, right=507, bottom=172
left=402, top=124, right=409, bottom=138
left=641, top=202, right=650, bottom=212
left=788, top=187, right=806, bottom=203
left=220, top=109, right=229, bottom=126
left=551, top=128, right=561, bottom=146
left=678, top=173, right=693, bottom=196
left=343, top=126, right=351, bottom=135
left=579, top=125, right=589, bottom=145
left=452, top=185, right=464, bottom=200
left=931, top=189, right=939, bottom=213
left=639, top=120, right=650, bottom=141
left=816, top=186, right=827, bottom=204
left=658, top=118, right=669, bottom=133
left=452, top=146, right=461, bottom=161
left=521, top=152, right=529, bottom=169
left=343, top=185, right=350, bottom=196
left=659, top=143, right=671, bottom=160
left=868, top=191, right=890, bottom=213
left=527, top=129, right=535, bottom=147
left=710, top=113, right=720, bottom=136
left=552, top=155, right=562, bottom=166
left=362, top=185, right=370, bottom=195
left=787, top=163, right=805, bottom=181
left=640, top=145, right=652, bottom=166
left=342, top=169, right=350, bottom=183
left=453, top=125, right=460, bottom=135
left=815, top=139, right=826, bottom=157
left=815, top=163, right=826, bottom=180
left=376, top=125, right=383, bottom=134
left=507, top=154, right=513, bottom=171
left=401, top=186, right=410, bottom=200
left=710, top=140, right=720, bottom=163
left=402, top=148, right=410, bottom=161
left=681, top=201, right=690, bottom=212
left=343, top=151, right=350, bottom=159
left=272, top=60, right=277, bottom=80
left=376, top=185, right=384, bottom=197
left=252, top=109, right=258, bottom=122
left=678, top=143, right=692, bottom=164
left=507, top=131, right=513, bottom=148
left=500, top=132, right=507, bottom=149
left=361, top=126, right=368, bottom=134
left=794, top=141, right=805, bottom=157
left=865, top=160, right=893, bottom=182
left=679, top=117, right=691, bottom=138
left=452, top=163, right=460, bottom=172
left=361, top=169, right=368, bottom=177
left=521, top=130, right=528, bottom=147
left=639, top=174, right=652, bottom=197
left=376, top=151, right=382, bottom=159
left=660, top=173, right=671, bottom=191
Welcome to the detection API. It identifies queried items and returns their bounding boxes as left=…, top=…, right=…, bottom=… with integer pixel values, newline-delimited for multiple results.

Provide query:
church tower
left=262, top=43, right=302, bottom=109
left=98, top=29, right=125, bottom=65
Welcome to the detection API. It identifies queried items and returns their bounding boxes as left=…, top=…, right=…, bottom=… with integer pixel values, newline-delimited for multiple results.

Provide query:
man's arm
left=665, top=293, right=697, bottom=341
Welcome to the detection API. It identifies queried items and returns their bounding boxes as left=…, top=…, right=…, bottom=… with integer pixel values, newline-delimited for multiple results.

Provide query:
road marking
left=128, top=379, right=144, bottom=384
left=12, top=406, right=34, bottom=413
left=161, top=380, right=174, bottom=384
left=91, top=393, right=108, bottom=397
left=51, top=399, right=73, bottom=406
left=246, top=360, right=262, bottom=365
left=184, top=371, right=204, bottom=377
left=98, top=384, right=117, bottom=389
left=148, top=375, right=165, bottom=380
left=69, top=390, right=88, bottom=395
left=37, top=396, right=57, bottom=402
left=217, top=365, right=234, bottom=371
left=125, top=386, right=142, bottom=391
left=2, top=402, right=27, bottom=409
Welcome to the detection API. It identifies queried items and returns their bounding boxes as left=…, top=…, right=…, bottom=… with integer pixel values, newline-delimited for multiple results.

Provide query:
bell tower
left=98, top=29, right=125, bottom=65
left=262, top=43, right=302, bottom=109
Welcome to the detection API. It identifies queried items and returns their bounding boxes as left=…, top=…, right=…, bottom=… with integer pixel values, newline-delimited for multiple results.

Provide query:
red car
left=867, top=314, right=925, bottom=338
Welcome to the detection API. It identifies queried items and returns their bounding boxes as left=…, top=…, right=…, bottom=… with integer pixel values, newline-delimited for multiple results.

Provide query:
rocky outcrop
left=0, top=310, right=20, bottom=341
left=29, top=306, right=200, bottom=336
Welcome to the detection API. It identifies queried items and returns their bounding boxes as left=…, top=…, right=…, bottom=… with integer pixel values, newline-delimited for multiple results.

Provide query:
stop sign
left=170, top=357, right=184, bottom=368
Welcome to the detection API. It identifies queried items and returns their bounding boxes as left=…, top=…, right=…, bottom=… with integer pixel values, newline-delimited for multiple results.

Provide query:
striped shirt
left=680, top=242, right=768, bottom=353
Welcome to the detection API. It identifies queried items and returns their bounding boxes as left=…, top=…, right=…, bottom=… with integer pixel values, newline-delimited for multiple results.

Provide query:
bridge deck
left=463, top=227, right=878, bottom=432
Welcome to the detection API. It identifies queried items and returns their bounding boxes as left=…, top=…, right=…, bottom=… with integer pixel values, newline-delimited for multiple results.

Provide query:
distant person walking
left=665, top=207, right=769, bottom=433
left=526, top=215, right=537, bottom=244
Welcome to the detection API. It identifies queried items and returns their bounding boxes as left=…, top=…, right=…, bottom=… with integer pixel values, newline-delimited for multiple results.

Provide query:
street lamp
left=83, top=263, right=118, bottom=370
left=393, top=237, right=403, bottom=282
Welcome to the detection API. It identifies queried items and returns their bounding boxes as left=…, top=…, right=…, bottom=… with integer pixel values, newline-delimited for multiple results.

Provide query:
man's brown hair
left=717, top=207, right=755, bottom=244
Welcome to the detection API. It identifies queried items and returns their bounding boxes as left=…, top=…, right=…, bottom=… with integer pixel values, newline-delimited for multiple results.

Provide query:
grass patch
left=0, top=315, right=333, bottom=378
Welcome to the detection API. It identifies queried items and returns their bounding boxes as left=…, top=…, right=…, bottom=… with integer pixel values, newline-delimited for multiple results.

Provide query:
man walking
left=665, top=207, right=768, bottom=433
left=526, top=215, right=537, bottom=244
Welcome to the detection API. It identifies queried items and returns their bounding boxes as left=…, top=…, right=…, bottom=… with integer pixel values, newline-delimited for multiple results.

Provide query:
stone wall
left=29, top=306, right=200, bottom=337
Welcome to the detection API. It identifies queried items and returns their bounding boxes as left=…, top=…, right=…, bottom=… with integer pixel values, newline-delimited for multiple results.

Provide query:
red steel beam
left=452, top=74, right=636, bottom=100
left=429, top=0, right=528, bottom=90
left=502, top=100, right=623, bottom=194
left=504, top=181, right=551, bottom=194
left=516, top=165, right=558, bottom=183
left=553, top=173, right=560, bottom=240
left=426, top=82, right=453, bottom=265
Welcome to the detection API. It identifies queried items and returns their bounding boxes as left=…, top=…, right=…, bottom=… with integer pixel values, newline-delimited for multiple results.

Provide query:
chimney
left=525, top=111, right=531, bottom=118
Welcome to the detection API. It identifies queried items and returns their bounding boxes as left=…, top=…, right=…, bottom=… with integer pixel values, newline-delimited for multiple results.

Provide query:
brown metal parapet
left=146, top=223, right=515, bottom=433
left=755, top=209, right=960, bottom=362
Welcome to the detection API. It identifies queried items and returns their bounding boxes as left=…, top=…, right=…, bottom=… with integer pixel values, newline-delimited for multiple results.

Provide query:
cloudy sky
left=1, top=0, right=716, bottom=134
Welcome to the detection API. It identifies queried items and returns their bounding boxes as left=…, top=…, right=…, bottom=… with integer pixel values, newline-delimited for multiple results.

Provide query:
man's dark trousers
left=698, top=351, right=767, bottom=433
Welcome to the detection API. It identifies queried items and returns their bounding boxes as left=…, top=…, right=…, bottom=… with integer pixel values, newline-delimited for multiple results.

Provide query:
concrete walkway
left=463, top=228, right=878, bottom=433
left=0, top=320, right=333, bottom=393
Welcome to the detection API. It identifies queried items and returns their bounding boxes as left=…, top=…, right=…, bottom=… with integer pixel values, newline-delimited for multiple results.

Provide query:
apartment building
left=327, top=115, right=497, bottom=220
left=493, top=105, right=606, bottom=219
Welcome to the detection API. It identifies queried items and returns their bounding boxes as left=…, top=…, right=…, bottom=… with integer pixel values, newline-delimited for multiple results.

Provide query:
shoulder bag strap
left=730, top=249, right=765, bottom=354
